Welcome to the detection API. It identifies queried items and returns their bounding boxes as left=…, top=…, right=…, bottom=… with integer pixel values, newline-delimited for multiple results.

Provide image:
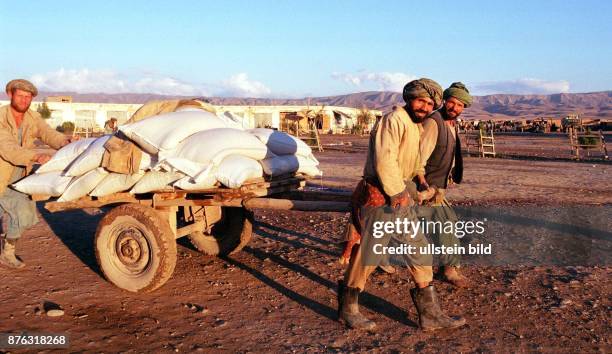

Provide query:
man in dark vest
left=417, top=82, right=472, bottom=287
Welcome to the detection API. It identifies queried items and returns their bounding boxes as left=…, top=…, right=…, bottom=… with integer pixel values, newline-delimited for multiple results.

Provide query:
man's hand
left=417, top=175, right=429, bottom=189
left=32, top=153, right=52, bottom=164
left=61, top=135, right=80, bottom=147
left=389, top=189, right=413, bottom=208
left=60, top=136, right=79, bottom=147
left=417, top=187, right=436, bottom=205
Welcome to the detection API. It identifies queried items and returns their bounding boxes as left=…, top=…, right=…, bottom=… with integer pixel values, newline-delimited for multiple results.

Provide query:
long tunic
left=362, top=106, right=423, bottom=197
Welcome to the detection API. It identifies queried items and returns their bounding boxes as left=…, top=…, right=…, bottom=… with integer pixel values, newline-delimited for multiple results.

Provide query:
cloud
left=472, top=78, right=570, bottom=95
left=29, top=68, right=272, bottom=97
left=332, top=71, right=417, bottom=92
left=31, top=68, right=128, bottom=93
left=131, top=76, right=205, bottom=96
left=219, top=73, right=272, bottom=97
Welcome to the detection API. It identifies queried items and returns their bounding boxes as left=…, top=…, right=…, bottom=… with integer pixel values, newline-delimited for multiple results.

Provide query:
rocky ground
left=0, top=134, right=610, bottom=353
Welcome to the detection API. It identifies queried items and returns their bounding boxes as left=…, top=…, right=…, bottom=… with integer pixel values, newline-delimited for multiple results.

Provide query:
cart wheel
left=188, top=207, right=253, bottom=256
left=95, top=204, right=177, bottom=293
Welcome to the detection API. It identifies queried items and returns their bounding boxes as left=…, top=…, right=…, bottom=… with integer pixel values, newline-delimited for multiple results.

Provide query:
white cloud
left=219, top=73, right=272, bottom=98
left=332, top=71, right=417, bottom=91
left=131, top=76, right=204, bottom=96
left=472, top=78, right=570, bottom=95
left=332, top=72, right=363, bottom=86
left=31, top=68, right=127, bottom=93
left=28, top=68, right=272, bottom=97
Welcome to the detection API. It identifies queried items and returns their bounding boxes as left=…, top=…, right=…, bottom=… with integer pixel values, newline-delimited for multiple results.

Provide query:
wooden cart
left=42, top=175, right=350, bottom=293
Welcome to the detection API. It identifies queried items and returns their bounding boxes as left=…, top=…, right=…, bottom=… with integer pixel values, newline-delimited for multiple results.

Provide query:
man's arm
left=416, top=118, right=438, bottom=186
left=34, top=114, right=70, bottom=149
left=374, top=113, right=408, bottom=198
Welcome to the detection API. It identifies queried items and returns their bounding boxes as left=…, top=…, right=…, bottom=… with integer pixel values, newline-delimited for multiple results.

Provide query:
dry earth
left=0, top=135, right=610, bottom=353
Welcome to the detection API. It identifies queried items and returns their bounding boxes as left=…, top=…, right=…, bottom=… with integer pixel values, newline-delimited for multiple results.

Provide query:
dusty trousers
left=0, top=187, right=38, bottom=240
left=421, top=190, right=462, bottom=267
left=344, top=242, right=433, bottom=290
left=344, top=205, right=434, bottom=290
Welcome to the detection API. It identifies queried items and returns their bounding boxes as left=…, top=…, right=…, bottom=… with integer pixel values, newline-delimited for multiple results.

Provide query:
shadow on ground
left=38, top=204, right=104, bottom=277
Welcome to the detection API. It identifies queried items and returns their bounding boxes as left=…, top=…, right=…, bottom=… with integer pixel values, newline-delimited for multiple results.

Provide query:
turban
left=402, top=78, right=443, bottom=108
left=443, top=82, right=472, bottom=107
left=5, top=79, right=38, bottom=97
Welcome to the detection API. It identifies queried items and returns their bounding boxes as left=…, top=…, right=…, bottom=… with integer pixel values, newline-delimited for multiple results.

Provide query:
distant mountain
left=303, top=91, right=612, bottom=120
left=1, top=90, right=610, bottom=120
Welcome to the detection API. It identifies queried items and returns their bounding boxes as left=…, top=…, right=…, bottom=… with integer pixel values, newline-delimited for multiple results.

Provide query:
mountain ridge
left=1, top=90, right=610, bottom=120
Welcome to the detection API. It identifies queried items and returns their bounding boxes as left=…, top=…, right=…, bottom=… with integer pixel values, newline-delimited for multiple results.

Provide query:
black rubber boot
left=410, top=285, right=466, bottom=331
left=0, top=237, right=25, bottom=269
left=337, top=281, right=377, bottom=332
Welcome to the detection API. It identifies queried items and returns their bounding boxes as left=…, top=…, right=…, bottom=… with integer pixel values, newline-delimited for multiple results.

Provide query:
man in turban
left=338, top=78, right=466, bottom=332
left=417, top=82, right=472, bottom=288
left=0, top=79, right=72, bottom=269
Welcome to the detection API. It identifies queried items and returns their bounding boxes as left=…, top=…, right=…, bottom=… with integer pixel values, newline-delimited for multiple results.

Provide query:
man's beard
left=11, top=101, right=30, bottom=113
left=406, top=105, right=429, bottom=123
left=442, top=107, right=459, bottom=120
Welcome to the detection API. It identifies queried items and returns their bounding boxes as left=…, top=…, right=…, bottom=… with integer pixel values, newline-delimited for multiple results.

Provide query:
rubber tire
left=188, top=207, right=253, bottom=256
left=95, top=204, right=177, bottom=293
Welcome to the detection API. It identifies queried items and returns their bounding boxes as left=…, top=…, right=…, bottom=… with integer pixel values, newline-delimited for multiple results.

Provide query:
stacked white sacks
left=12, top=110, right=322, bottom=201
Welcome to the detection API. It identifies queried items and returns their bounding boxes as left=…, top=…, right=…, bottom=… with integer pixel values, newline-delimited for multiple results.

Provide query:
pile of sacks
left=12, top=109, right=322, bottom=202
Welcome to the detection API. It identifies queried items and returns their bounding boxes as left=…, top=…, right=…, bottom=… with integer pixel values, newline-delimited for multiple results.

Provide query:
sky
left=1, top=0, right=611, bottom=98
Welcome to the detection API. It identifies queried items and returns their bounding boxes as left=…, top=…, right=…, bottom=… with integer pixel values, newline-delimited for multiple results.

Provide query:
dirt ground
left=1, top=135, right=610, bottom=353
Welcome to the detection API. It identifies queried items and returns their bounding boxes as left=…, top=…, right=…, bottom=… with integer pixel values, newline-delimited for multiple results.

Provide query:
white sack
left=118, top=110, right=228, bottom=155
left=36, top=138, right=96, bottom=174
left=11, top=171, right=73, bottom=196
left=90, top=172, right=145, bottom=197
left=173, top=173, right=217, bottom=191
left=138, top=151, right=156, bottom=171
left=64, top=135, right=112, bottom=177
left=216, top=111, right=246, bottom=130
left=248, top=128, right=312, bottom=156
left=297, top=164, right=323, bottom=177
left=57, top=168, right=109, bottom=202
left=259, top=154, right=322, bottom=177
left=214, top=155, right=263, bottom=189
left=130, top=171, right=185, bottom=194
left=161, top=128, right=272, bottom=177
left=157, top=159, right=206, bottom=179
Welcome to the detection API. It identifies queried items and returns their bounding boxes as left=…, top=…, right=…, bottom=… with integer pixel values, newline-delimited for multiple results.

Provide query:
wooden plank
left=275, top=190, right=352, bottom=202
left=44, top=176, right=308, bottom=212
left=31, top=194, right=51, bottom=201
left=96, top=192, right=136, bottom=203
left=175, top=221, right=206, bottom=239
left=45, top=197, right=152, bottom=213
left=243, top=198, right=350, bottom=212
left=151, top=198, right=243, bottom=208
